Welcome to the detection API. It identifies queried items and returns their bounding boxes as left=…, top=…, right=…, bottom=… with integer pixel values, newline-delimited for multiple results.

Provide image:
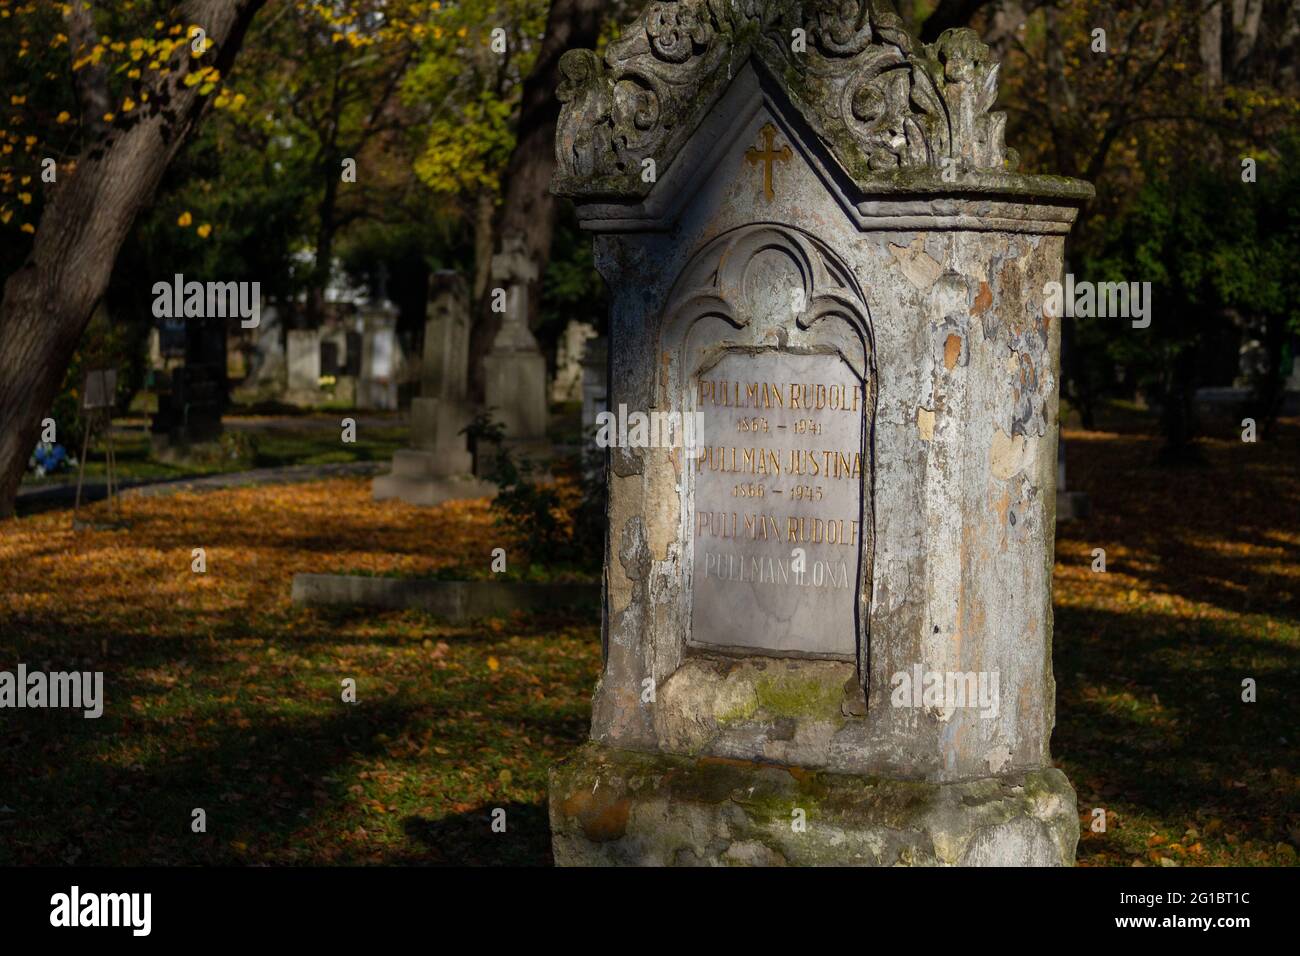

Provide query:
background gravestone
left=480, top=236, right=549, bottom=468
left=231, top=302, right=286, bottom=403
left=547, top=1, right=1093, bottom=867
left=580, top=335, right=608, bottom=444
left=285, top=328, right=321, bottom=401
left=150, top=312, right=227, bottom=454
left=552, top=320, right=598, bottom=403
left=373, top=271, right=493, bottom=505
left=358, top=302, right=402, bottom=412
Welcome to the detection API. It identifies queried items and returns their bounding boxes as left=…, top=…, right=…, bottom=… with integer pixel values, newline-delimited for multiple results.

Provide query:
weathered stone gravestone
left=547, top=1, right=1092, bottom=867
left=1056, top=432, right=1090, bottom=522
left=580, top=335, right=608, bottom=442
left=552, top=320, right=598, bottom=403
left=285, top=328, right=321, bottom=402
left=373, top=272, right=494, bottom=505
left=236, top=302, right=286, bottom=396
left=481, top=236, right=550, bottom=464
left=358, top=301, right=402, bottom=411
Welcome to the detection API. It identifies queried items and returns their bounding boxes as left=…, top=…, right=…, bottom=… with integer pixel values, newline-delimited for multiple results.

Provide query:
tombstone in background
left=285, top=328, right=322, bottom=404
left=481, top=236, right=549, bottom=467
left=146, top=328, right=164, bottom=373
left=1234, top=336, right=1269, bottom=388
left=1286, top=337, right=1300, bottom=407
left=552, top=320, right=598, bottom=403
left=546, top=4, right=1093, bottom=867
left=150, top=313, right=226, bottom=455
left=320, top=339, right=341, bottom=378
left=1056, top=433, right=1090, bottom=521
left=580, top=335, right=608, bottom=444
left=357, top=301, right=401, bottom=411
left=344, top=329, right=363, bottom=377
left=373, top=272, right=494, bottom=505
left=232, top=302, right=286, bottom=403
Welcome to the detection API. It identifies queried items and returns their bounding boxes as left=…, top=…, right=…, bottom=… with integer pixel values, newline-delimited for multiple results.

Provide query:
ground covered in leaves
left=0, top=411, right=1296, bottom=866
left=1055, top=410, right=1298, bottom=867
left=0, top=484, right=598, bottom=865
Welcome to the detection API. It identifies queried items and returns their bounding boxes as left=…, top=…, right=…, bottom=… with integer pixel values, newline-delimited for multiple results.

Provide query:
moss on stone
left=550, top=744, right=1078, bottom=865
left=714, top=695, right=759, bottom=725
left=753, top=671, right=844, bottom=721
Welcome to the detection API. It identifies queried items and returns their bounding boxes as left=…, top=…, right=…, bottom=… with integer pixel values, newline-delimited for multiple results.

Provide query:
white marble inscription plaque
left=689, top=350, right=863, bottom=658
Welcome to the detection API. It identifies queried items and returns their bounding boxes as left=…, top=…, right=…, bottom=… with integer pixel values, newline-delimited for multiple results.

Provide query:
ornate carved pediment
left=553, top=0, right=1018, bottom=199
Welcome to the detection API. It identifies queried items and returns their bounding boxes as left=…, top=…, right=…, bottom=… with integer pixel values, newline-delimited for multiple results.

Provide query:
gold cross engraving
left=745, top=123, right=792, bottom=202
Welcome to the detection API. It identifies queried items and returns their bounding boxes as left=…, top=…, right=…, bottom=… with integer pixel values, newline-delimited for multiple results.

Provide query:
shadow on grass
left=1052, top=603, right=1299, bottom=861
left=402, top=801, right=553, bottom=866
left=1062, top=417, right=1300, bottom=626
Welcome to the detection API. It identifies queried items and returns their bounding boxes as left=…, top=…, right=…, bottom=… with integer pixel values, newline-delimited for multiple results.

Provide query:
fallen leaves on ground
left=0, top=480, right=599, bottom=865
left=0, top=411, right=1296, bottom=866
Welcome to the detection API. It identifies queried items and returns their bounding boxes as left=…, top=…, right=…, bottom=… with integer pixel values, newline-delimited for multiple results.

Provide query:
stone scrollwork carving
left=554, top=0, right=1018, bottom=197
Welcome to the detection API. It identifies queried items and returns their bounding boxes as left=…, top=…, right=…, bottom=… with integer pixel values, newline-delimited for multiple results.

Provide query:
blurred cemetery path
left=0, top=404, right=1295, bottom=866
left=15, top=412, right=410, bottom=516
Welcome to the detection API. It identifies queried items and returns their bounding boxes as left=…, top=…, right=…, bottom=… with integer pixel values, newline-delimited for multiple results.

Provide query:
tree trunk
left=467, top=0, right=605, bottom=400
left=308, top=162, right=341, bottom=327
left=1200, top=0, right=1224, bottom=94
left=66, top=3, right=112, bottom=138
left=1231, top=0, right=1264, bottom=75
left=473, top=188, right=495, bottom=305
left=0, top=0, right=266, bottom=518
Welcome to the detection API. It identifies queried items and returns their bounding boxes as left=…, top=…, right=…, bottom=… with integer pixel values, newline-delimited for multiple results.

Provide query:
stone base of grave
left=549, top=743, right=1078, bottom=867
left=373, top=449, right=495, bottom=506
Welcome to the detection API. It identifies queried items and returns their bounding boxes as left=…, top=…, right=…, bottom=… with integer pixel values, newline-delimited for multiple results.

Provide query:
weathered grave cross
left=745, top=122, right=792, bottom=202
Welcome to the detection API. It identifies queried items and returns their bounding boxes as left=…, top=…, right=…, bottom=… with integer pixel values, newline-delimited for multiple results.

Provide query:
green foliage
left=1081, top=136, right=1300, bottom=446
left=538, top=208, right=608, bottom=340
left=464, top=410, right=605, bottom=573
left=402, top=0, right=549, bottom=201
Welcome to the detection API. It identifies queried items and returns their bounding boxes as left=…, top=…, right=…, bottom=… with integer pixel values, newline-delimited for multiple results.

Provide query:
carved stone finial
left=552, top=0, right=1024, bottom=200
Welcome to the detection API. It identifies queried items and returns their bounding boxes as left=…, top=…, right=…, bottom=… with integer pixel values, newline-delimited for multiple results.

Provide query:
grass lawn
left=0, top=409, right=1295, bottom=866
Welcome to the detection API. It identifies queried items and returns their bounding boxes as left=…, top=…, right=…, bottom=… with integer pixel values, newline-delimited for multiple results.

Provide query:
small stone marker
left=547, top=1, right=1093, bottom=867
left=552, top=320, right=598, bottom=403
left=1056, top=433, right=1090, bottom=521
left=286, top=328, right=321, bottom=396
left=357, top=302, right=401, bottom=411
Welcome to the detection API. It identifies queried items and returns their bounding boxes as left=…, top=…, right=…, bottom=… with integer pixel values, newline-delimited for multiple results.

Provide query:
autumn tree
left=226, top=0, right=432, bottom=325
left=0, top=0, right=267, bottom=518
left=403, top=0, right=549, bottom=305
left=990, top=0, right=1299, bottom=435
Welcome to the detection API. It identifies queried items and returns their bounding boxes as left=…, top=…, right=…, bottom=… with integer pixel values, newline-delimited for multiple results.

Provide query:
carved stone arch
left=658, top=223, right=877, bottom=687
